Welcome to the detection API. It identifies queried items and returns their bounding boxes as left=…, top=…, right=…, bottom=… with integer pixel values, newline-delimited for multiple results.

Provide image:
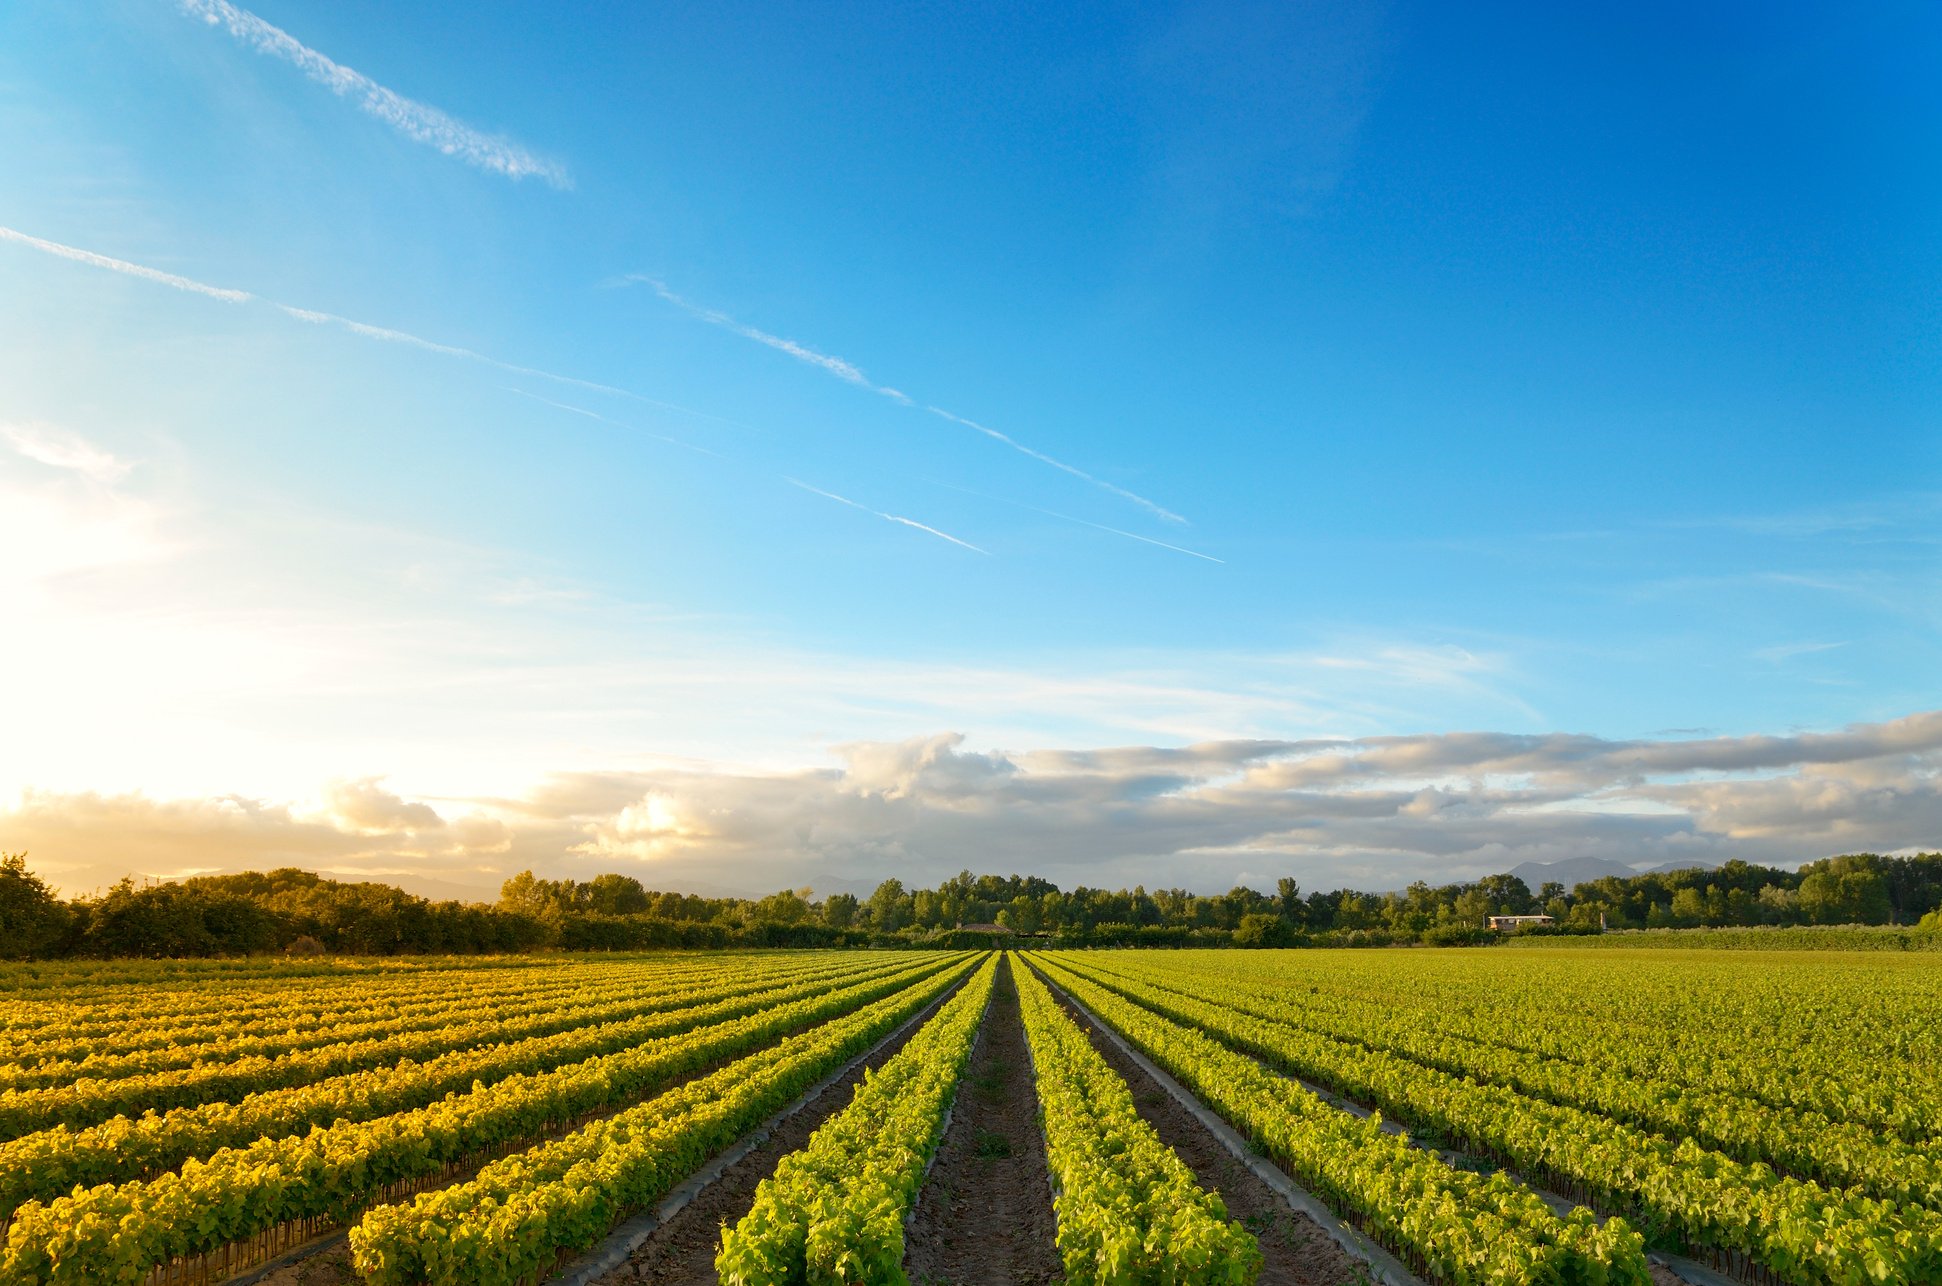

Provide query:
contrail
left=178, top=0, right=569, bottom=187
left=506, top=388, right=722, bottom=458
left=631, top=277, right=1182, bottom=523
left=274, top=305, right=631, bottom=397
left=935, top=481, right=1223, bottom=563
left=633, top=277, right=911, bottom=402
left=0, top=225, right=252, bottom=303
left=787, top=479, right=987, bottom=554
left=1, top=223, right=629, bottom=399
left=277, top=305, right=476, bottom=359
left=923, top=406, right=1184, bottom=525
left=1038, top=511, right=1220, bottom=563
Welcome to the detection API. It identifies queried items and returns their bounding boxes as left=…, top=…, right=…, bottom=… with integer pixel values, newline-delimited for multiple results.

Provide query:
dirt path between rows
left=255, top=1249, right=354, bottom=1286
left=1027, top=962, right=1366, bottom=1286
left=251, top=970, right=963, bottom=1286
left=591, top=980, right=968, bottom=1286
left=903, top=956, right=1062, bottom=1286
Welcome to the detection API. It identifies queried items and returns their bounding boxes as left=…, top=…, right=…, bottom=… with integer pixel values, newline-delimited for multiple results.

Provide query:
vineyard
left=1, top=946, right=1937, bottom=1285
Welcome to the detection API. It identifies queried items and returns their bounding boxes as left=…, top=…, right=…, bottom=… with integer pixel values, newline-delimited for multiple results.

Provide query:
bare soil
left=1030, top=963, right=1368, bottom=1286
left=903, top=956, right=1062, bottom=1286
left=252, top=1242, right=354, bottom=1286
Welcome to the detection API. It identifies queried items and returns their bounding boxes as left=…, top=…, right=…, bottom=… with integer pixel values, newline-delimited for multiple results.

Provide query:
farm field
left=1, top=947, right=1939, bottom=1286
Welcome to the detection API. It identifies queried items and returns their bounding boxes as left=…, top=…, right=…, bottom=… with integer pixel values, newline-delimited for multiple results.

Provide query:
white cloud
left=1, top=421, right=131, bottom=482
left=0, top=787, right=516, bottom=898
left=178, top=0, right=569, bottom=187
left=325, top=777, right=446, bottom=834
left=0, top=427, right=175, bottom=587
left=5, top=429, right=1928, bottom=898
left=8, top=714, right=1937, bottom=899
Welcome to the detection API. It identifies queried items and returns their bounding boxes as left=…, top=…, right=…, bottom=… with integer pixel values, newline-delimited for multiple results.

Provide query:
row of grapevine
left=711, top=955, right=1001, bottom=1285
left=1083, top=952, right=1942, bottom=1207
left=1012, top=958, right=1260, bottom=1285
left=1141, top=949, right=1942, bottom=1143
left=0, top=955, right=583, bottom=1038
left=0, top=954, right=905, bottom=1138
left=0, top=955, right=530, bottom=1010
left=0, top=952, right=794, bottom=1067
left=1043, top=953, right=1942, bottom=1286
left=1025, top=954, right=1652, bottom=1286
left=3, top=977, right=581, bottom=1090
left=350, top=954, right=992, bottom=1286
left=0, top=955, right=972, bottom=1286
left=0, top=955, right=938, bottom=1220
left=0, top=954, right=851, bottom=1088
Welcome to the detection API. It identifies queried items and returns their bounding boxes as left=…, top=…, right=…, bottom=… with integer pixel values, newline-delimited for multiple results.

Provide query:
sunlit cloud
left=8, top=427, right=1928, bottom=899
left=0, top=427, right=175, bottom=585
left=177, top=0, right=570, bottom=187
left=1, top=421, right=131, bottom=483
left=8, top=714, right=1937, bottom=899
left=325, top=777, right=446, bottom=834
left=0, top=425, right=1531, bottom=816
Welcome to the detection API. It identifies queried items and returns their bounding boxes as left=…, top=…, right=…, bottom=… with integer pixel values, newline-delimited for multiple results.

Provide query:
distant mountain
left=1639, top=859, right=1721, bottom=875
left=326, top=870, right=502, bottom=904
left=1508, top=856, right=1722, bottom=892
left=799, top=872, right=888, bottom=899
left=1507, top=856, right=1641, bottom=891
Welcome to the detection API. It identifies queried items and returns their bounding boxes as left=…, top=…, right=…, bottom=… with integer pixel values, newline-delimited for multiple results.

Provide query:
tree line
left=2, top=850, right=1940, bottom=959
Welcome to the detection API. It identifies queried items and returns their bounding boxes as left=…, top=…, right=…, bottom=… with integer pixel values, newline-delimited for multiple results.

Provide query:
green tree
left=1452, top=887, right=1494, bottom=927
left=866, top=879, right=911, bottom=932
left=1564, top=900, right=1609, bottom=931
left=1670, top=887, right=1706, bottom=927
left=821, top=891, right=859, bottom=929
left=753, top=888, right=811, bottom=925
left=81, top=880, right=278, bottom=958
left=1799, top=856, right=1893, bottom=925
left=1003, top=893, right=1044, bottom=934
left=1755, top=883, right=1800, bottom=923
left=498, top=870, right=563, bottom=917
left=1233, top=912, right=1290, bottom=947
left=0, top=854, right=70, bottom=959
left=1275, top=877, right=1307, bottom=926
left=1475, top=874, right=1536, bottom=914
left=583, top=873, right=650, bottom=916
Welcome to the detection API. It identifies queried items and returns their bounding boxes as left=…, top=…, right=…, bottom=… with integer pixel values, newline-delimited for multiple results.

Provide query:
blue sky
left=1, top=1, right=1937, bottom=897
